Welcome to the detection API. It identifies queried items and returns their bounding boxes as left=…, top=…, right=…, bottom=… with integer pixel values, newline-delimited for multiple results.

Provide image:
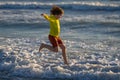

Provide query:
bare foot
left=39, top=43, right=44, bottom=52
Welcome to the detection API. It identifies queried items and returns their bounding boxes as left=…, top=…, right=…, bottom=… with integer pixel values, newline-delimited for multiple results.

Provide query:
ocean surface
left=0, top=0, right=120, bottom=80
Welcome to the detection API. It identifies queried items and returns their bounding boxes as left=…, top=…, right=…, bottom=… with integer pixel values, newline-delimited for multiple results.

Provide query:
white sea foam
left=0, top=37, right=120, bottom=79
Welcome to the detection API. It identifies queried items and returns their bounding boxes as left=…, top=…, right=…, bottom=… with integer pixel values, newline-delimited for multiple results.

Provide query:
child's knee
left=61, top=45, right=66, bottom=50
left=63, top=45, right=66, bottom=49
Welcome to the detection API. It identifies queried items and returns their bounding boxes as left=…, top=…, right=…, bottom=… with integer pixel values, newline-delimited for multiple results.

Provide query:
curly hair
left=50, top=6, right=64, bottom=15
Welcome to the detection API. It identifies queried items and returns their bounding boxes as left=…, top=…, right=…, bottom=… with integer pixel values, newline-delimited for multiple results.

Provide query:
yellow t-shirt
left=43, top=14, right=60, bottom=37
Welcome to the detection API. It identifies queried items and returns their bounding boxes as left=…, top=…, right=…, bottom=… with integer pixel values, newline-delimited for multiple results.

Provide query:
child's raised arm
left=41, top=13, right=52, bottom=22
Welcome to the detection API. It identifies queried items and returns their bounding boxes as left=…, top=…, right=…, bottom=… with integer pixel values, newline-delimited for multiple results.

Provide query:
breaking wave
left=0, top=1, right=120, bottom=11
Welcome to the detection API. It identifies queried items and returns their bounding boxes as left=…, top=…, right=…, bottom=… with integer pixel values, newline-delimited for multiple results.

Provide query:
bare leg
left=39, top=43, right=58, bottom=52
left=59, top=44, right=68, bottom=65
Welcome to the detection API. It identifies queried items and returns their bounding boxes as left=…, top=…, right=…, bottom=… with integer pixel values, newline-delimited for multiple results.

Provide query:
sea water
left=0, top=0, right=120, bottom=80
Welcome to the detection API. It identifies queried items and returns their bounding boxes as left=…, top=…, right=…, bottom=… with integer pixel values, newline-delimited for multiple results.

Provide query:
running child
left=39, top=6, right=68, bottom=65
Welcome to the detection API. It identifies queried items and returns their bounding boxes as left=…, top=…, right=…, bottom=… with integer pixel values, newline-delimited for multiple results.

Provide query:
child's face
left=55, top=14, right=63, bottom=19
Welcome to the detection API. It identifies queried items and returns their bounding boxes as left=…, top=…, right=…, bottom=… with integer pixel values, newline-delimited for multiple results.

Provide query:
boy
left=39, top=6, right=68, bottom=65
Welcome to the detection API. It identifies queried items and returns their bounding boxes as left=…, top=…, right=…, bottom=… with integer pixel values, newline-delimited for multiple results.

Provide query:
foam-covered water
left=0, top=37, right=120, bottom=80
left=0, top=0, right=120, bottom=80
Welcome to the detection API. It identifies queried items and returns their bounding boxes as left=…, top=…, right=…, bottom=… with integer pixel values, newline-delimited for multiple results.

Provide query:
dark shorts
left=49, top=35, right=63, bottom=48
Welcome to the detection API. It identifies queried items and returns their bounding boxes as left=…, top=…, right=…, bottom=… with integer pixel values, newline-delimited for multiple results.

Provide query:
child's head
left=50, top=6, right=64, bottom=19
